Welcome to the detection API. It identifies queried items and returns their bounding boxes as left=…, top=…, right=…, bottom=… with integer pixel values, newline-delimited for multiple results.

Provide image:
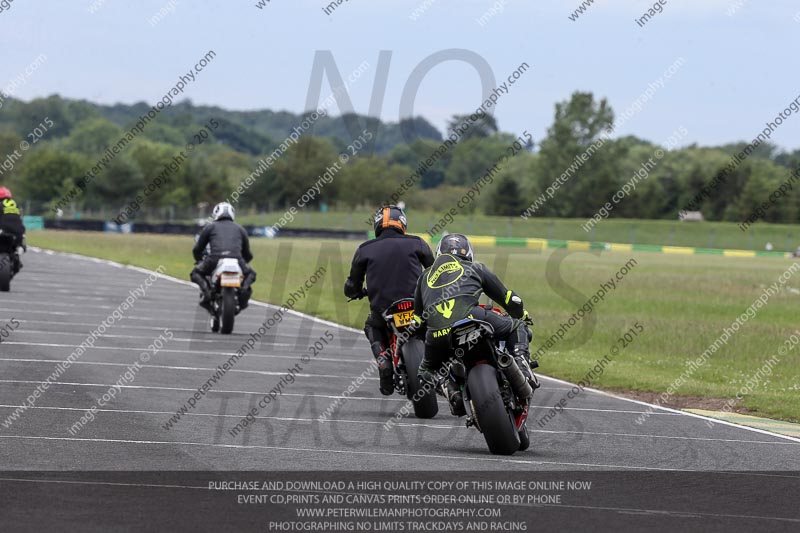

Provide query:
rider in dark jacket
left=0, top=187, right=25, bottom=272
left=414, top=233, right=538, bottom=415
left=344, top=205, right=434, bottom=395
left=191, top=202, right=256, bottom=312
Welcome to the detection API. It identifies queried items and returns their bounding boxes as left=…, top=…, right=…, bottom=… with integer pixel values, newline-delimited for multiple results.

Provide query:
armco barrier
left=45, top=219, right=106, bottom=232
left=42, top=219, right=367, bottom=240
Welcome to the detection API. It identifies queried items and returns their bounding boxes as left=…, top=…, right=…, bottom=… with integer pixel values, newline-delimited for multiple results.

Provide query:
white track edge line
left=32, top=247, right=800, bottom=445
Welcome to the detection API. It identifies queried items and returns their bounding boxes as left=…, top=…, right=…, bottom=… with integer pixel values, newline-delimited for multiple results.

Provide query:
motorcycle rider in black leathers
left=414, top=233, right=539, bottom=415
left=190, top=202, right=256, bottom=313
left=0, top=187, right=25, bottom=273
left=344, top=205, right=434, bottom=395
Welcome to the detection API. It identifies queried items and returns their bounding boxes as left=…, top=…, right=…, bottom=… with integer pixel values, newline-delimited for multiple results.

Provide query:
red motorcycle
left=382, top=298, right=438, bottom=418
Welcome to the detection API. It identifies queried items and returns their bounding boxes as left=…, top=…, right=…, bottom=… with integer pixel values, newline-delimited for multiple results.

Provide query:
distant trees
left=271, top=136, right=338, bottom=208
left=338, top=157, right=411, bottom=208
left=14, top=148, right=89, bottom=207
left=447, top=113, right=499, bottom=140
left=0, top=93, right=797, bottom=225
left=537, top=92, right=622, bottom=217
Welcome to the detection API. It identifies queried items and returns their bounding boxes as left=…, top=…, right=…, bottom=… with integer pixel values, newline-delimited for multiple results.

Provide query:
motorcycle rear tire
left=220, top=287, right=236, bottom=334
left=401, top=339, right=438, bottom=419
left=0, top=254, right=12, bottom=292
left=468, top=364, right=520, bottom=455
left=518, top=422, right=530, bottom=451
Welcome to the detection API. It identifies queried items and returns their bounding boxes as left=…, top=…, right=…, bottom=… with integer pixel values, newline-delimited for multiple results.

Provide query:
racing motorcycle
left=444, top=305, right=536, bottom=455
left=206, top=258, right=243, bottom=335
left=383, top=298, right=438, bottom=418
left=0, top=230, right=22, bottom=292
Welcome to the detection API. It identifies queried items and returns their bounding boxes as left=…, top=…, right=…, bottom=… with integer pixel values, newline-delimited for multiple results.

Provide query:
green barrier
left=22, top=216, right=45, bottom=230
left=495, top=237, right=528, bottom=247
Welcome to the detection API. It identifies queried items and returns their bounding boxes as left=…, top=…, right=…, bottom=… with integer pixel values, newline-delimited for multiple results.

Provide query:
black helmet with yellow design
left=435, top=233, right=473, bottom=262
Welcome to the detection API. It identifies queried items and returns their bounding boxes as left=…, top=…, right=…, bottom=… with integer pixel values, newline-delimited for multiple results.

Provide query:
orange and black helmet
left=373, top=204, right=407, bottom=236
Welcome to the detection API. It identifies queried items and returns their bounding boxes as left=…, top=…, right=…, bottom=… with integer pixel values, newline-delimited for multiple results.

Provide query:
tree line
left=0, top=93, right=798, bottom=225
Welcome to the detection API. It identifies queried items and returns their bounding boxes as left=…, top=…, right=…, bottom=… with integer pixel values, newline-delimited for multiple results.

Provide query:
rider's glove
left=521, top=309, right=533, bottom=326
left=345, top=287, right=368, bottom=302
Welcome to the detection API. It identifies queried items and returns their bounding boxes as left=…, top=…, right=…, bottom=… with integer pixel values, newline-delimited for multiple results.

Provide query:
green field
left=235, top=210, right=800, bottom=253
left=28, top=230, right=800, bottom=422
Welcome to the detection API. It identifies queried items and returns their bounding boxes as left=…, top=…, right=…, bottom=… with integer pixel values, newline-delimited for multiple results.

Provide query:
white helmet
left=212, top=202, right=235, bottom=221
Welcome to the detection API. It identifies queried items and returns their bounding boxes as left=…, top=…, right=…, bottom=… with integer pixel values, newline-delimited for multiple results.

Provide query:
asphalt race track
left=1, top=248, right=799, bottom=531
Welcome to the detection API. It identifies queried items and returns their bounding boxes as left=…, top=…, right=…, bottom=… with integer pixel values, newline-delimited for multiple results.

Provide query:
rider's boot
left=238, top=272, right=256, bottom=310
left=514, top=343, right=540, bottom=391
left=371, top=342, right=393, bottom=396
left=445, top=380, right=466, bottom=417
left=191, top=272, right=213, bottom=313
left=238, top=287, right=251, bottom=310
left=13, top=238, right=22, bottom=272
left=199, top=295, right=213, bottom=313
left=417, top=364, right=436, bottom=393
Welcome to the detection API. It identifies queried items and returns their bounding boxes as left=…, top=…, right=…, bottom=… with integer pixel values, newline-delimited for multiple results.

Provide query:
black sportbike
left=443, top=305, right=536, bottom=455
left=0, top=230, right=22, bottom=292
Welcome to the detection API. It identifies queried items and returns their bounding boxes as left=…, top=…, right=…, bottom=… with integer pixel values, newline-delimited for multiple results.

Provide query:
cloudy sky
left=2, top=0, right=799, bottom=150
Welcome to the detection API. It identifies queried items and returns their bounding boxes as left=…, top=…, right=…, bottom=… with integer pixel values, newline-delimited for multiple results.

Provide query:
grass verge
left=235, top=210, right=800, bottom=253
left=28, top=230, right=800, bottom=422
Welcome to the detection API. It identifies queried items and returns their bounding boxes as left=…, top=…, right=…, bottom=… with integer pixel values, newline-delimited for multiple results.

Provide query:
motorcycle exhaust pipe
left=497, top=352, right=533, bottom=399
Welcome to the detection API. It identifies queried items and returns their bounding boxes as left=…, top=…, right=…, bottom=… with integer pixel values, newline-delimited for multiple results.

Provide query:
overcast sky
left=2, top=0, right=799, bottom=151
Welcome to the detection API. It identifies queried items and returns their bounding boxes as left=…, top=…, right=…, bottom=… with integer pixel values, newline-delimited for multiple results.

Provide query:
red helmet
left=0, top=187, right=11, bottom=199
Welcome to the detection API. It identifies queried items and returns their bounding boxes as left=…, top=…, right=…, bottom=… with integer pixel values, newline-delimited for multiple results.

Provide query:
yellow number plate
left=393, top=310, right=414, bottom=328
